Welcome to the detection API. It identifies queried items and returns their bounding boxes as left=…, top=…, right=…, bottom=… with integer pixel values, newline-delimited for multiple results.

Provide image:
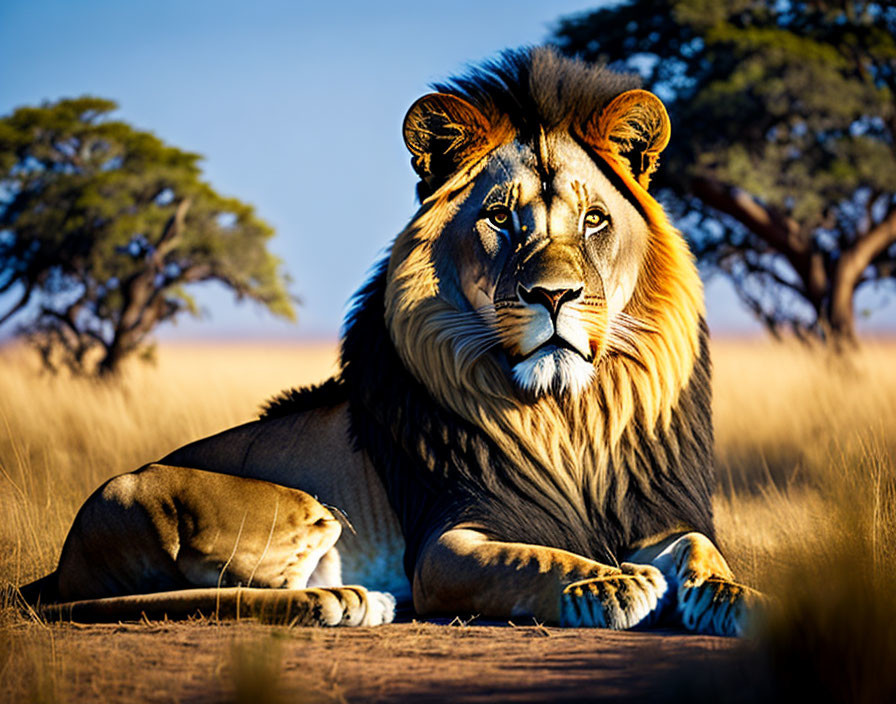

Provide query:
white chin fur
left=512, top=347, right=594, bottom=396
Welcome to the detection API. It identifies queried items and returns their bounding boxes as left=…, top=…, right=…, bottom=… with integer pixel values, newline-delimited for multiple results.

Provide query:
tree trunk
left=826, top=288, right=858, bottom=352
left=97, top=343, right=126, bottom=377
left=826, top=210, right=896, bottom=352
left=826, top=251, right=861, bottom=352
left=96, top=198, right=193, bottom=377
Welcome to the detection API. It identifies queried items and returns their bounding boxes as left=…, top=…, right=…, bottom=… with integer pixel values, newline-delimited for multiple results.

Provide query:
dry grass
left=708, top=340, right=896, bottom=703
left=711, top=340, right=896, bottom=589
left=0, top=337, right=895, bottom=702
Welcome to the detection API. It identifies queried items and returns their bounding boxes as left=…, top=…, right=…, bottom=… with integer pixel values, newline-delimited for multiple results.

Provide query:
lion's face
left=389, top=84, right=684, bottom=406
left=437, top=134, right=650, bottom=396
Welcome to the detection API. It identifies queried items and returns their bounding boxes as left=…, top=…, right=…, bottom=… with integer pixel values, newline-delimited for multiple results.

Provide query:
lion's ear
left=582, top=89, right=670, bottom=190
left=403, top=93, right=493, bottom=188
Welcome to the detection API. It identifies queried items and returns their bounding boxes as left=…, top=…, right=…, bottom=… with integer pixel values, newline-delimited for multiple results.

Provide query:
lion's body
left=160, top=403, right=410, bottom=600
left=21, top=405, right=406, bottom=626
left=21, top=48, right=761, bottom=635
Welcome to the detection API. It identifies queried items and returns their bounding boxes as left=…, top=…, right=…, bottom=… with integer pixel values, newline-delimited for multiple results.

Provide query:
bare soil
left=1, top=617, right=753, bottom=703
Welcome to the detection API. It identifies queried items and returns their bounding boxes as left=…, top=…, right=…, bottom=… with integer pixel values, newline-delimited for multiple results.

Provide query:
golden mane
left=383, top=141, right=704, bottom=526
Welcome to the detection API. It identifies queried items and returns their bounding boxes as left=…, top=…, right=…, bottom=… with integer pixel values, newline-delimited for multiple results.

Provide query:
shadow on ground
left=1, top=618, right=759, bottom=703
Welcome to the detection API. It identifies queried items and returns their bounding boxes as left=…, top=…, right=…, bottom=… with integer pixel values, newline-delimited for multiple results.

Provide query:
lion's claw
left=678, top=578, right=765, bottom=637
left=560, top=563, right=668, bottom=629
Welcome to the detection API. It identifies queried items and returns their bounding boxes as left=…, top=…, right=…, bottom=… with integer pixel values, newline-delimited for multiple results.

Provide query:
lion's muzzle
left=493, top=241, right=605, bottom=395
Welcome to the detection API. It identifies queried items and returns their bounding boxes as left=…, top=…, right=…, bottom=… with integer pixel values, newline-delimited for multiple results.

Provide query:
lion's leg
left=45, top=465, right=395, bottom=626
left=626, top=532, right=763, bottom=636
left=56, top=465, right=343, bottom=598
left=414, top=528, right=667, bottom=629
left=40, top=585, right=395, bottom=626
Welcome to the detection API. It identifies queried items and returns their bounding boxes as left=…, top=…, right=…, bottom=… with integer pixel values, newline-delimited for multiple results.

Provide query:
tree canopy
left=0, top=96, right=294, bottom=374
left=556, top=0, right=896, bottom=345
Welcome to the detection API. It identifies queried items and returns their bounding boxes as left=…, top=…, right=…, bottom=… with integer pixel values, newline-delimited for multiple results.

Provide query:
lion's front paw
left=363, top=590, right=397, bottom=626
left=560, top=563, right=668, bottom=629
left=678, top=578, right=765, bottom=637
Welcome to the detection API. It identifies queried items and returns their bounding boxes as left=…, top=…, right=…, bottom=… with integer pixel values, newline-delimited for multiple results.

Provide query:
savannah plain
left=1, top=338, right=895, bottom=703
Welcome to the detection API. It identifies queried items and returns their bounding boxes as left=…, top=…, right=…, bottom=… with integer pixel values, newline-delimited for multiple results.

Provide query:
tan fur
left=585, top=89, right=671, bottom=189
left=403, top=93, right=514, bottom=190
left=40, top=586, right=385, bottom=626
left=22, top=409, right=401, bottom=626
left=414, top=528, right=668, bottom=629
left=627, top=532, right=765, bottom=636
left=55, top=465, right=342, bottom=601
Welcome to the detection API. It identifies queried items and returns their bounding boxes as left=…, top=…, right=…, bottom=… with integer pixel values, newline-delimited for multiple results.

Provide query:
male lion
left=21, top=48, right=761, bottom=635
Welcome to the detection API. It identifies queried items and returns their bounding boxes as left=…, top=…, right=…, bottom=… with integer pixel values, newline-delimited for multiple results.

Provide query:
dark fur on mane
left=341, top=259, right=715, bottom=579
left=260, top=377, right=347, bottom=420
left=435, top=46, right=640, bottom=142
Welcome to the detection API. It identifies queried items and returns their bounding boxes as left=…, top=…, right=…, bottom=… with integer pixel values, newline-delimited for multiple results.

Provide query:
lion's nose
left=517, top=284, right=583, bottom=318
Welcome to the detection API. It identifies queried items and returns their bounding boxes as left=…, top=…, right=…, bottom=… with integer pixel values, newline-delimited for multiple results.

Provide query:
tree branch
left=849, top=204, right=896, bottom=277
left=153, top=197, right=192, bottom=262
left=736, top=254, right=807, bottom=297
left=690, top=174, right=833, bottom=308
left=690, top=175, right=806, bottom=255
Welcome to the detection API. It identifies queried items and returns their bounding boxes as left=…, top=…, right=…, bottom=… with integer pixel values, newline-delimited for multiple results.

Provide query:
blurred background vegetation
left=0, top=97, right=294, bottom=376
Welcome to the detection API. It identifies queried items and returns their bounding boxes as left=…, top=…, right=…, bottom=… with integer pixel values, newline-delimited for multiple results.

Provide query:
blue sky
left=1, top=1, right=892, bottom=339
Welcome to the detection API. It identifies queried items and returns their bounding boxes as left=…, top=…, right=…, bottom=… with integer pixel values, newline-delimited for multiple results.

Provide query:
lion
left=20, top=47, right=761, bottom=635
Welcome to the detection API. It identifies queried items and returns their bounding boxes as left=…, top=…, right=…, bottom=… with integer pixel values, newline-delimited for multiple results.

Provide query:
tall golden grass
left=711, top=340, right=896, bottom=586
left=708, top=340, right=896, bottom=703
left=1, top=338, right=895, bottom=701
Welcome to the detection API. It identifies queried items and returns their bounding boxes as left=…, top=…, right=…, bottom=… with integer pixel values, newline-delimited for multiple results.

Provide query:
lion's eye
left=583, top=209, right=609, bottom=235
left=486, top=207, right=512, bottom=229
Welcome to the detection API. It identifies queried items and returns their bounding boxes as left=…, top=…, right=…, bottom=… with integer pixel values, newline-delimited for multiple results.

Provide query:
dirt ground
left=1, top=616, right=755, bottom=704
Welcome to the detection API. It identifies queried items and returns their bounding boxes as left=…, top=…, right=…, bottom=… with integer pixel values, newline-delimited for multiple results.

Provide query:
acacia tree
left=0, top=97, right=294, bottom=375
left=556, top=0, right=896, bottom=346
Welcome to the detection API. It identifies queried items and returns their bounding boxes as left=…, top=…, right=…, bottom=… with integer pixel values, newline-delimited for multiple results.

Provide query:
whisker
left=428, top=304, right=502, bottom=365
left=614, top=311, right=658, bottom=334
left=605, top=311, right=656, bottom=362
left=493, top=299, right=526, bottom=311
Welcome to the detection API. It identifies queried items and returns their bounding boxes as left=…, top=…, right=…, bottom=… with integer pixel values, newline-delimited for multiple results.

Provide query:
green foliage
left=0, top=97, right=294, bottom=374
left=556, top=1, right=896, bottom=343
